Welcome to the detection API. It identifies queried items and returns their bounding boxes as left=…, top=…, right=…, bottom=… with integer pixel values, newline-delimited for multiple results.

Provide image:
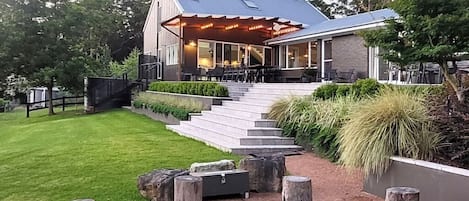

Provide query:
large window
left=198, top=41, right=214, bottom=68
left=166, top=44, right=178, bottom=65
left=197, top=39, right=270, bottom=69
left=279, top=41, right=318, bottom=68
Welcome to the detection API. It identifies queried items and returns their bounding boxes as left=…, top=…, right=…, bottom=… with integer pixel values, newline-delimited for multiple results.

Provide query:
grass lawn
left=0, top=107, right=239, bottom=201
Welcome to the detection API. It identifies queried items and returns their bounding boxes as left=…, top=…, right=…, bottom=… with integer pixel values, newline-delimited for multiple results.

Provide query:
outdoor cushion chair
left=207, top=67, right=224, bottom=81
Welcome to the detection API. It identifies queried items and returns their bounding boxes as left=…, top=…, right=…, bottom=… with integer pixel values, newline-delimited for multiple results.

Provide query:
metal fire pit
left=190, top=169, right=249, bottom=198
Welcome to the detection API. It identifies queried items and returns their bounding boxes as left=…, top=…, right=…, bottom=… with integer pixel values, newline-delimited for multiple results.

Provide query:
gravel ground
left=213, top=152, right=383, bottom=201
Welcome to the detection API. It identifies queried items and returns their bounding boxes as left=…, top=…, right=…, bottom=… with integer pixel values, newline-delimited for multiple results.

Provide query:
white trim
left=267, top=22, right=386, bottom=45
left=285, top=45, right=289, bottom=68
left=281, top=67, right=318, bottom=71
left=320, top=39, right=325, bottom=80
left=391, top=157, right=469, bottom=177
left=143, top=0, right=157, bottom=32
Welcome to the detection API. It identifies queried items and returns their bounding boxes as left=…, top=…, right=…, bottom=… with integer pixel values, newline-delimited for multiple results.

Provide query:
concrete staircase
left=166, top=82, right=322, bottom=155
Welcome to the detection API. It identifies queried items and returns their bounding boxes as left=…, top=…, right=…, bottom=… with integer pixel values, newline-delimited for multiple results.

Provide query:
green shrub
left=148, top=82, right=229, bottom=97
left=338, top=88, right=440, bottom=177
left=313, top=79, right=382, bottom=99
left=351, top=78, right=381, bottom=97
left=312, top=84, right=339, bottom=100
left=0, top=98, right=5, bottom=106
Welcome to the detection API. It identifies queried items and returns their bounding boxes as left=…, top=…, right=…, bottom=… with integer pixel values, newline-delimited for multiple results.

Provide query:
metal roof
left=266, top=9, right=398, bottom=44
left=176, top=0, right=329, bottom=26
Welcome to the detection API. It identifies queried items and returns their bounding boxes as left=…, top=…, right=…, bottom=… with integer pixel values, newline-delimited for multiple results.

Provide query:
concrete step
left=252, top=83, right=322, bottom=90
left=247, top=88, right=313, bottom=95
left=201, top=110, right=277, bottom=127
left=167, top=125, right=302, bottom=155
left=211, top=105, right=268, bottom=119
left=178, top=123, right=293, bottom=145
left=189, top=116, right=283, bottom=136
left=238, top=97, right=277, bottom=106
left=222, top=101, right=271, bottom=113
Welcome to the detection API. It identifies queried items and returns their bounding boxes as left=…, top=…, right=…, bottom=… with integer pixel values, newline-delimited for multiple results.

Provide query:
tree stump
left=174, top=175, right=203, bottom=201
left=282, top=176, right=312, bottom=201
left=239, top=154, right=286, bottom=192
left=385, top=187, right=420, bottom=201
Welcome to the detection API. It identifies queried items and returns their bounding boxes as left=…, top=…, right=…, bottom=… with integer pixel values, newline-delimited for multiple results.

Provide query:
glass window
left=249, top=45, right=264, bottom=66
left=215, top=43, right=223, bottom=66
left=288, top=43, right=308, bottom=68
left=324, top=40, right=332, bottom=60
left=264, top=48, right=272, bottom=66
left=239, top=45, right=247, bottom=67
left=310, top=41, right=318, bottom=67
left=198, top=41, right=214, bottom=69
left=166, top=44, right=178, bottom=65
left=280, top=45, right=286, bottom=68
left=223, top=44, right=239, bottom=67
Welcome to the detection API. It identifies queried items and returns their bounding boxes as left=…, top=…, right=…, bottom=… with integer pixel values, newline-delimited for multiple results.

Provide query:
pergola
left=161, top=13, right=305, bottom=38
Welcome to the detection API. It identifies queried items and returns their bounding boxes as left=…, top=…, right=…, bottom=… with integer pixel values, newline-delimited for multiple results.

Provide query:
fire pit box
left=190, top=169, right=249, bottom=198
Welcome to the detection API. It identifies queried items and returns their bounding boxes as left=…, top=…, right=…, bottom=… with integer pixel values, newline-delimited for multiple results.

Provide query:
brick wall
left=331, top=34, right=369, bottom=78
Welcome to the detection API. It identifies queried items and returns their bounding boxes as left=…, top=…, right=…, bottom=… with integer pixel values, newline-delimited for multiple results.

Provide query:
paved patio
left=216, top=152, right=382, bottom=201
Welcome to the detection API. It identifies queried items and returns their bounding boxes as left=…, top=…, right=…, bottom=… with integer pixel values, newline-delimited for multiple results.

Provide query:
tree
left=109, top=48, right=140, bottom=80
left=362, top=0, right=469, bottom=102
left=309, top=0, right=336, bottom=19
left=0, top=0, right=120, bottom=115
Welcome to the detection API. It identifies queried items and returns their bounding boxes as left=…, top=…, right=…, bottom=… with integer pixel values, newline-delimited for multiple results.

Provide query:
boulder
left=72, top=199, right=94, bottom=201
left=137, top=169, right=189, bottom=201
left=189, top=160, right=236, bottom=173
left=239, top=153, right=286, bottom=193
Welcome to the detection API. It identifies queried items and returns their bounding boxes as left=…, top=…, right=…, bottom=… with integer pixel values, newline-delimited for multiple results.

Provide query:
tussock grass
left=338, top=87, right=440, bottom=176
left=269, top=94, right=361, bottom=161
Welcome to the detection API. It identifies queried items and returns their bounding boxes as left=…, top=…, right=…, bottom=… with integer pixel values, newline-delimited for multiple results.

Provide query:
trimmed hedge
left=313, top=79, right=382, bottom=99
left=148, top=82, right=229, bottom=97
left=133, top=100, right=191, bottom=120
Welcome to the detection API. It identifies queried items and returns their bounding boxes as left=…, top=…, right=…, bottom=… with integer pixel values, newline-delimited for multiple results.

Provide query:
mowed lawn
left=0, top=108, right=239, bottom=201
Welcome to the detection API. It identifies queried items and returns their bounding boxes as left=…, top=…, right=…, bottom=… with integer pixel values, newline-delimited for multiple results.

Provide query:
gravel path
left=215, top=152, right=383, bottom=201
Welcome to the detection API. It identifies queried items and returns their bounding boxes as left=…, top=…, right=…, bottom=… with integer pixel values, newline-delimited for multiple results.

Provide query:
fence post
left=62, top=96, right=66, bottom=111
left=26, top=103, right=30, bottom=118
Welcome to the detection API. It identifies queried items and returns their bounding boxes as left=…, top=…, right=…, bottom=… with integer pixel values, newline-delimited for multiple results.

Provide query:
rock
left=72, top=199, right=94, bottom=201
left=137, top=169, right=189, bottom=201
left=239, top=153, right=286, bottom=193
left=189, top=160, right=236, bottom=173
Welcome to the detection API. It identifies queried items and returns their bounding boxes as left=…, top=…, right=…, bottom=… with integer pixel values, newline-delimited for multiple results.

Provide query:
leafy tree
left=309, top=0, right=336, bottom=19
left=0, top=0, right=120, bottom=115
left=109, top=48, right=140, bottom=80
left=362, top=0, right=469, bottom=102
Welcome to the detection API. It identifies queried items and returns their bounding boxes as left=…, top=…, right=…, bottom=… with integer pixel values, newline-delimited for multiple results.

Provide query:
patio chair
left=207, top=67, right=224, bottom=81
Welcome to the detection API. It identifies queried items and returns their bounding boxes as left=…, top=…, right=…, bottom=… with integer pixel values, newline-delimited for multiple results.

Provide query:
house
left=142, top=0, right=439, bottom=83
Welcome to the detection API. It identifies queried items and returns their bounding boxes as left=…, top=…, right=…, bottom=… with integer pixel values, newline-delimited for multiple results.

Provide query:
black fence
left=86, top=75, right=132, bottom=112
left=26, top=96, right=84, bottom=117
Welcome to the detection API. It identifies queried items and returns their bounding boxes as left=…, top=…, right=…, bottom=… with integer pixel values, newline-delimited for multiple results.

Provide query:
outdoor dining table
left=245, top=65, right=274, bottom=83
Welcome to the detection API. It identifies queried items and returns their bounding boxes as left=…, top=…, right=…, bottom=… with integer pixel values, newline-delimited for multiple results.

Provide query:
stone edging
left=391, top=156, right=469, bottom=177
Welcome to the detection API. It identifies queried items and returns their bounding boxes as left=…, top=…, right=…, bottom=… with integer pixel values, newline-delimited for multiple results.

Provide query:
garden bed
left=364, top=157, right=469, bottom=201
left=130, top=106, right=181, bottom=125
left=146, top=91, right=232, bottom=110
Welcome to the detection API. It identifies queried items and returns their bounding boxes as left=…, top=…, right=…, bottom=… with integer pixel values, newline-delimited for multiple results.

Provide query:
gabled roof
left=266, top=9, right=398, bottom=44
left=176, top=0, right=329, bottom=26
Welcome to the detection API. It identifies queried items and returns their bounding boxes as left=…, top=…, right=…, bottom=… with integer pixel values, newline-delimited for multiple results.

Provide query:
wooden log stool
left=385, top=187, right=420, bottom=201
left=174, top=175, right=203, bottom=201
left=282, top=176, right=312, bottom=201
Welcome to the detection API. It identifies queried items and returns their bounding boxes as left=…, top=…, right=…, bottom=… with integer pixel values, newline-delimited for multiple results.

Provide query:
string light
left=201, top=23, right=214, bottom=29
left=225, top=24, right=239, bottom=30
left=273, top=27, right=299, bottom=35
left=248, top=25, right=264, bottom=31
